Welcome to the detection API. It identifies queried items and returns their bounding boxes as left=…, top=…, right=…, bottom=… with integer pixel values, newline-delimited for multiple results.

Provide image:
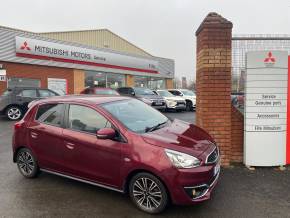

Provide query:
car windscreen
left=134, top=88, right=155, bottom=95
left=101, top=99, right=169, bottom=133
left=157, top=90, right=174, bottom=97
left=95, top=89, right=119, bottom=95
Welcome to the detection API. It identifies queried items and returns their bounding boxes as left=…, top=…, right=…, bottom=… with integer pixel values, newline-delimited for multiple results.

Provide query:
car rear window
left=39, top=89, right=58, bottom=97
left=35, top=104, right=64, bottom=127
left=95, top=89, right=119, bottom=95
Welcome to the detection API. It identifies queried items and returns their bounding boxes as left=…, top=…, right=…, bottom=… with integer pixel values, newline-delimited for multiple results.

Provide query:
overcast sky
left=1, top=0, right=290, bottom=81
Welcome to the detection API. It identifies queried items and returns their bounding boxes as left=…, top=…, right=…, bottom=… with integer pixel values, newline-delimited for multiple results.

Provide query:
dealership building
left=0, top=26, right=174, bottom=95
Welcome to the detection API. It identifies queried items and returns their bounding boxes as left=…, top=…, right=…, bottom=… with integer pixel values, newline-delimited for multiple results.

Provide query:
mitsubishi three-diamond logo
left=20, top=41, right=31, bottom=51
left=264, top=51, right=275, bottom=67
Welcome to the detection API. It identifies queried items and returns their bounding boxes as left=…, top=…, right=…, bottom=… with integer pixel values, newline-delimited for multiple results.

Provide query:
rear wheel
left=6, top=106, right=22, bottom=121
left=129, top=172, right=168, bottom=214
left=16, top=148, right=39, bottom=178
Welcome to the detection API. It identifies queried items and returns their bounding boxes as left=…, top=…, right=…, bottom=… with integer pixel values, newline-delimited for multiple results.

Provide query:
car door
left=28, top=103, right=66, bottom=171
left=62, top=103, right=122, bottom=187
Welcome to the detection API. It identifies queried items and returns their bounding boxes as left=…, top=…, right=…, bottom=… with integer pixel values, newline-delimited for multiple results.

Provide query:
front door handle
left=65, top=142, right=75, bottom=150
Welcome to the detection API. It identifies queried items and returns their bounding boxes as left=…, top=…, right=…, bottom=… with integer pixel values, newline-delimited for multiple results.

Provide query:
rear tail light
left=14, top=122, right=23, bottom=130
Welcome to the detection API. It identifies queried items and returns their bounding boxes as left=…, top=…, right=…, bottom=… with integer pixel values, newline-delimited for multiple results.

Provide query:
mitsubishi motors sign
left=244, top=51, right=289, bottom=166
left=15, top=36, right=158, bottom=74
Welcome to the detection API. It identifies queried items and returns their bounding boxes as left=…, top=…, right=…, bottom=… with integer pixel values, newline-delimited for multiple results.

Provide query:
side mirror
left=96, top=128, right=116, bottom=140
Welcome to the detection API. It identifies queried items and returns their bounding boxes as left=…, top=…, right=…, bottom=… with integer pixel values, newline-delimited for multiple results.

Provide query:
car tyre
left=129, top=172, right=169, bottom=214
left=6, top=106, right=22, bottom=121
left=186, top=101, right=192, bottom=111
left=16, top=148, right=39, bottom=178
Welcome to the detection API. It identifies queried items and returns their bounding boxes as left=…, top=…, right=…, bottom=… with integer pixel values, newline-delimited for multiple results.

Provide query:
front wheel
left=16, top=148, right=39, bottom=178
left=186, top=101, right=192, bottom=111
left=129, top=172, right=169, bottom=214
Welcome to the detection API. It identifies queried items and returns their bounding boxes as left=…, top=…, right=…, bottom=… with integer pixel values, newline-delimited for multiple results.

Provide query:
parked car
left=116, top=87, right=166, bottom=110
left=168, top=89, right=196, bottom=111
left=0, top=87, right=59, bottom=120
left=12, top=95, right=220, bottom=214
left=231, top=92, right=244, bottom=108
left=80, top=87, right=120, bottom=95
left=154, top=90, right=186, bottom=111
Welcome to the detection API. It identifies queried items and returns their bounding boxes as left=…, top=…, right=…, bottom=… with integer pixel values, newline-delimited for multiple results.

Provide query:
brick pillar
left=73, top=69, right=85, bottom=94
left=165, top=78, right=174, bottom=89
left=126, top=75, right=135, bottom=87
left=195, top=13, right=233, bottom=166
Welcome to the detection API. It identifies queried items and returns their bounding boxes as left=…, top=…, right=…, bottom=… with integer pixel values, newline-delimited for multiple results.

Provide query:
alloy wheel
left=7, top=107, right=21, bottom=120
left=132, top=177, right=163, bottom=211
left=17, top=151, right=35, bottom=176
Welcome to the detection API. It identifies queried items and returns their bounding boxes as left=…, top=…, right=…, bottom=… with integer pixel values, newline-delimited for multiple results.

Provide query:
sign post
left=244, top=51, right=288, bottom=167
left=0, top=69, right=6, bottom=82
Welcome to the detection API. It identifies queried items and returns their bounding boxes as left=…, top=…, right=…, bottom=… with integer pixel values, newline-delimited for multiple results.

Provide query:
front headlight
left=141, top=98, right=152, bottom=105
left=166, top=100, right=177, bottom=106
left=165, top=149, right=201, bottom=168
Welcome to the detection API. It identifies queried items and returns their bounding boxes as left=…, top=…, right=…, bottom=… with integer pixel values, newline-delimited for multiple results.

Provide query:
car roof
left=89, top=87, right=116, bottom=90
left=11, top=87, right=51, bottom=90
left=34, top=95, right=131, bottom=106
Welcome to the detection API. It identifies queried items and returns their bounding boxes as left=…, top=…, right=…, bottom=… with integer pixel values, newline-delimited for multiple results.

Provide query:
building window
left=85, top=71, right=125, bottom=89
left=134, top=76, right=149, bottom=88
left=107, top=73, right=125, bottom=89
left=134, top=76, right=165, bottom=89
left=85, top=71, right=106, bottom=88
left=7, top=77, right=40, bottom=88
left=148, top=78, right=165, bottom=90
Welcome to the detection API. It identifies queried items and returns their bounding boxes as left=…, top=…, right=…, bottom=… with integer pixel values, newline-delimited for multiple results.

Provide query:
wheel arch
left=13, top=146, right=27, bottom=162
left=4, top=104, right=25, bottom=114
left=123, top=169, right=172, bottom=202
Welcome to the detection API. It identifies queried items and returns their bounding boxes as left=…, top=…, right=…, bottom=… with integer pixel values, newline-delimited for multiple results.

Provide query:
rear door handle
left=31, top=132, right=38, bottom=139
left=65, top=142, right=75, bottom=150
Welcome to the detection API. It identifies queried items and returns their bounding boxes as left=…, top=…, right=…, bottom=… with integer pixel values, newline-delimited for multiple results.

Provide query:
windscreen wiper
left=145, top=120, right=168, bottom=133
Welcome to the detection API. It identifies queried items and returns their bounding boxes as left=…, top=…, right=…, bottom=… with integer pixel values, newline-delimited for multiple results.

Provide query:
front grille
left=206, top=147, right=219, bottom=164
left=152, top=100, right=165, bottom=106
left=152, top=102, right=165, bottom=106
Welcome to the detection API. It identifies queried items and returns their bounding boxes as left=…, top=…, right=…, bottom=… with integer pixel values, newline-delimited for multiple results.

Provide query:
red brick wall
left=0, top=62, right=84, bottom=95
left=195, top=13, right=233, bottom=166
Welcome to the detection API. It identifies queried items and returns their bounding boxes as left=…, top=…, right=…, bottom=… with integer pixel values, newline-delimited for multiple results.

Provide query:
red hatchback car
left=12, top=95, right=220, bottom=214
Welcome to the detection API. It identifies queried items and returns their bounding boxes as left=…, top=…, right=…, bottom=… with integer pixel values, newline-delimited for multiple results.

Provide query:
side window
left=49, top=91, right=58, bottom=96
left=169, top=90, right=176, bottom=95
left=68, top=105, right=111, bottom=134
left=20, top=89, right=37, bottom=98
left=36, top=104, right=64, bottom=127
left=176, top=91, right=182, bottom=96
left=39, top=90, right=51, bottom=97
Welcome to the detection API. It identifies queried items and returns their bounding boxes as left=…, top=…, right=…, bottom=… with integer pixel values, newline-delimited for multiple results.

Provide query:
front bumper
left=166, top=160, right=220, bottom=205
left=152, top=105, right=166, bottom=110
left=166, top=102, right=186, bottom=110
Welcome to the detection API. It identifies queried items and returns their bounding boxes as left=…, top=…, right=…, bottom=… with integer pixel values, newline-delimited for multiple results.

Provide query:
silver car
left=155, top=90, right=186, bottom=111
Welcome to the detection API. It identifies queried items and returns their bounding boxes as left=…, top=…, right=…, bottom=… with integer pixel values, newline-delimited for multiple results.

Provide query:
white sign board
left=15, top=36, right=158, bottom=73
left=48, top=78, right=67, bottom=96
left=0, top=69, right=6, bottom=81
left=244, top=51, right=288, bottom=166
